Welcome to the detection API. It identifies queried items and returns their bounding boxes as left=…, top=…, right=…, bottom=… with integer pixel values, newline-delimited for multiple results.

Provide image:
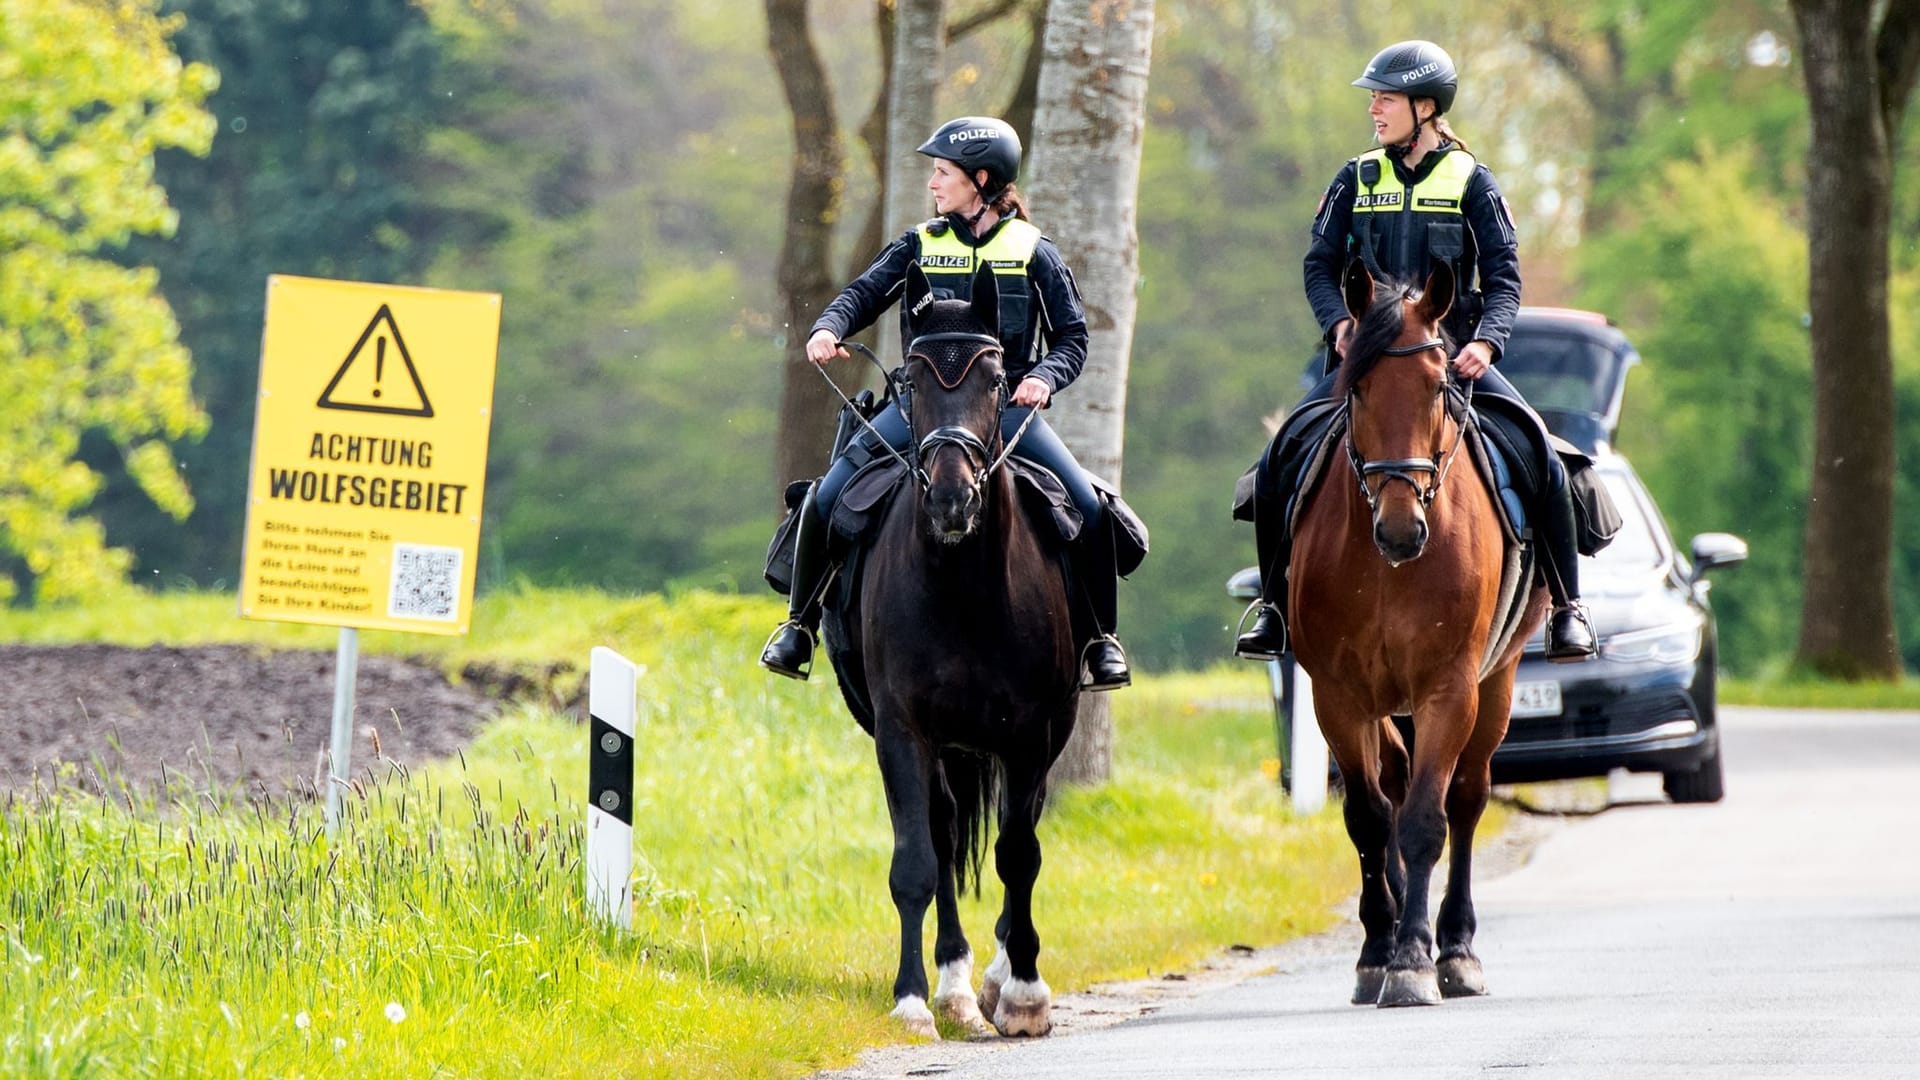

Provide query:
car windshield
left=1589, top=468, right=1663, bottom=573
left=1501, top=332, right=1620, bottom=417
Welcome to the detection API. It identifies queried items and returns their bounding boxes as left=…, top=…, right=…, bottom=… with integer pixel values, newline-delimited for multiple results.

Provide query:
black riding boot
left=760, top=489, right=835, bottom=680
left=1078, top=519, right=1131, bottom=691
left=1539, top=484, right=1596, bottom=663
left=1236, top=478, right=1291, bottom=660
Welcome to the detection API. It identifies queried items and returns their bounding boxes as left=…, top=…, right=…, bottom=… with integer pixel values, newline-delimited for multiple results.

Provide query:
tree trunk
left=768, top=0, right=861, bottom=494
left=877, top=0, right=947, bottom=368
left=1788, top=0, right=1917, bottom=679
left=1023, top=0, right=1156, bottom=785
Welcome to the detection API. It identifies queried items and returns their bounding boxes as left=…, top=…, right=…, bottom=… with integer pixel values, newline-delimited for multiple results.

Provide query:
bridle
left=808, top=334, right=1038, bottom=495
left=902, top=330, right=1038, bottom=496
left=1343, top=336, right=1473, bottom=513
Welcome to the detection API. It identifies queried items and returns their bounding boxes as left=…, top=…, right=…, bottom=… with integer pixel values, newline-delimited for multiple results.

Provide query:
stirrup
left=1081, top=634, right=1132, bottom=692
left=1544, top=602, right=1596, bottom=664
left=1233, top=601, right=1288, bottom=660
left=758, top=619, right=817, bottom=680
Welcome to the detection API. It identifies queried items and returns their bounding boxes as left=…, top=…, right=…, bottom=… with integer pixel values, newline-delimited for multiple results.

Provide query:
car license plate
left=1510, top=680, right=1562, bottom=719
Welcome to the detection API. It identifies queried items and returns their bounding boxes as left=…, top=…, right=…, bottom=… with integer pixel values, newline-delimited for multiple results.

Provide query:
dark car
left=1228, top=307, right=1748, bottom=803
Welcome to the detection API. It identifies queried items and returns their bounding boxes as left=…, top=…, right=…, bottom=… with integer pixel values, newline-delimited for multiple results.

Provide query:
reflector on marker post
left=587, top=646, right=637, bottom=929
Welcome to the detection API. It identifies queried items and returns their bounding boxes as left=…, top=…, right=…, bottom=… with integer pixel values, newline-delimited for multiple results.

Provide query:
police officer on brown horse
left=1237, top=40, right=1597, bottom=663
left=762, top=116, right=1133, bottom=691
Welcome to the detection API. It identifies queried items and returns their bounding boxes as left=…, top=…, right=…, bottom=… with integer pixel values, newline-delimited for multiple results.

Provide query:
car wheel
left=1663, top=742, right=1725, bottom=804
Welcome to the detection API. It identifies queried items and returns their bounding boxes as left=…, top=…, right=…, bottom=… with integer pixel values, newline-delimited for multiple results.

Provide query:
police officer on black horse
left=761, top=116, right=1133, bottom=691
left=1236, top=40, right=1598, bottom=663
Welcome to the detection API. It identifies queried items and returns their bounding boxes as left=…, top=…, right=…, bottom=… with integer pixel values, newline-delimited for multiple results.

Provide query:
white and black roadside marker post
left=586, top=646, right=637, bottom=930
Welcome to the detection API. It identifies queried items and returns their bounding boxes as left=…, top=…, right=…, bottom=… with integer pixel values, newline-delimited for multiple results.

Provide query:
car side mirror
left=1689, top=532, right=1747, bottom=581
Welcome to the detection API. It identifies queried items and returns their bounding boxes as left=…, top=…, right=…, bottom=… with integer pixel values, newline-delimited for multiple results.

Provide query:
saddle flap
left=1007, top=458, right=1083, bottom=546
left=831, top=457, right=910, bottom=542
left=1085, top=471, right=1149, bottom=578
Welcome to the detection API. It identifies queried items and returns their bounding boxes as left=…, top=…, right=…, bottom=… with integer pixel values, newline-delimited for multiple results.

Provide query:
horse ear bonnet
left=907, top=299, right=1001, bottom=389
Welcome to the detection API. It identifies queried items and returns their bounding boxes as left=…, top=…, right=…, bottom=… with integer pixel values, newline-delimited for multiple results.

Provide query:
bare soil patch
left=0, top=644, right=502, bottom=800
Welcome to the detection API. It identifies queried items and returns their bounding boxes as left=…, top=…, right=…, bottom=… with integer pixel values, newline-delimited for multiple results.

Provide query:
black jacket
left=1302, top=145, right=1523, bottom=358
left=809, top=213, right=1090, bottom=394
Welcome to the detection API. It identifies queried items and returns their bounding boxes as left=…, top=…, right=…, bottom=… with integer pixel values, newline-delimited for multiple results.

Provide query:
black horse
left=820, top=263, right=1081, bottom=1038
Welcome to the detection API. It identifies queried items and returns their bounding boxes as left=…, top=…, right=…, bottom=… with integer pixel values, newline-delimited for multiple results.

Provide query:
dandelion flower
left=333, top=1037, right=347, bottom=1053
left=294, top=1012, right=311, bottom=1031
left=384, top=1002, right=407, bottom=1024
left=1260, top=758, right=1282, bottom=781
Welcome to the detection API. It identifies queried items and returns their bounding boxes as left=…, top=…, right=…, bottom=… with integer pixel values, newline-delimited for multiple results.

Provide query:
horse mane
left=1334, top=279, right=1456, bottom=398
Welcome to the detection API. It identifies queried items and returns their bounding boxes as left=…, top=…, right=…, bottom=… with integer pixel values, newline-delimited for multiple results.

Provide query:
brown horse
left=1290, top=261, right=1549, bottom=1007
left=820, top=263, right=1081, bottom=1038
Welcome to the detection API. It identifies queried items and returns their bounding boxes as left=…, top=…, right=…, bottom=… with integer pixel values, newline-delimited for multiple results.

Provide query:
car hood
left=1526, top=564, right=1698, bottom=647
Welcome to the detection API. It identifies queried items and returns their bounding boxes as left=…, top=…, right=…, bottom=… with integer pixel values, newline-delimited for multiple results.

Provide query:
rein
left=1344, top=338, right=1473, bottom=512
left=807, top=338, right=1033, bottom=493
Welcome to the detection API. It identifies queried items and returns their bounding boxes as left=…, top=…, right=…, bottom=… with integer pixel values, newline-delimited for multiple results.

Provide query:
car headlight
left=1599, top=622, right=1703, bottom=664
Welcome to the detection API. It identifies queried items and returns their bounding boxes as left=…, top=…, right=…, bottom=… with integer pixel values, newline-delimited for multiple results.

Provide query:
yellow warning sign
left=239, top=275, right=501, bottom=635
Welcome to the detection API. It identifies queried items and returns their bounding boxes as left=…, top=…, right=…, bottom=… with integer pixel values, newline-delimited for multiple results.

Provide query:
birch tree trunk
left=877, top=0, right=948, bottom=368
left=1022, top=0, right=1155, bottom=785
left=1787, top=0, right=1920, bottom=679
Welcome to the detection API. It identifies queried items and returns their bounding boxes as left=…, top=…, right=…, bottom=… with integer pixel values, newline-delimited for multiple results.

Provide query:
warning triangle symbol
left=316, top=304, right=435, bottom=417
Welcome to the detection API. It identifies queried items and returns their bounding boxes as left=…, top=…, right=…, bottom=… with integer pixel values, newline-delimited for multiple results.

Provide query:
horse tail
left=939, top=748, right=1000, bottom=898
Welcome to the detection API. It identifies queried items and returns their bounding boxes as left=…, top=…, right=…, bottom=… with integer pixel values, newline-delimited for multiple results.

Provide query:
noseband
left=901, top=332, right=1037, bottom=494
left=1344, top=337, right=1471, bottom=512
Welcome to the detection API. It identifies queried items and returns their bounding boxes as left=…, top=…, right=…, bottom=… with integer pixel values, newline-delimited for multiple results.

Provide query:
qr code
left=388, top=543, right=462, bottom=621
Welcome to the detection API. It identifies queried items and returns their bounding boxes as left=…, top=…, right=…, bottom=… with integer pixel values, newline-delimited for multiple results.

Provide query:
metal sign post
left=586, top=646, right=637, bottom=930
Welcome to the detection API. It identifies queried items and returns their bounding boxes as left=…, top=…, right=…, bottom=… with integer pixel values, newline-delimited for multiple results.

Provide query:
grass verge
left=2, top=589, right=1353, bottom=1077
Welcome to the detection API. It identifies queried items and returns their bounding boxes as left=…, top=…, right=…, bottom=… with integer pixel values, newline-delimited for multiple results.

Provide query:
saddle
left=1236, top=391, right=1555, bottom=678
left=823, top=453, right=1146, bottom=575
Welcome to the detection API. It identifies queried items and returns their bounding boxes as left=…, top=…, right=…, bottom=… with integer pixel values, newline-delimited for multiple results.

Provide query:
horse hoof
left=1351, top=966, right=1387, bottom=1005
left=1437, top=955, right=1488, bottom=998
left=991, top=976, right=1053, bottom=1037
left=935, top=990, right=996, bottom=1038
left=890, top=996, right=940, bottom=1039
left=1377, top=968, right=1442, bottom=1008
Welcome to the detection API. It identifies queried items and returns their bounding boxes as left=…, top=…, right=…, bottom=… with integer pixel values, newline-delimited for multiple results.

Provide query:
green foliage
left=1, top=589, right=1354, bottom=1075
left=411, top=0, right=791, bottom=595
left=1579, top=144, right=1810, bottom=671
left=100, top=0, right=453, bottom=589
left=0, top=0, right=214, bottom=603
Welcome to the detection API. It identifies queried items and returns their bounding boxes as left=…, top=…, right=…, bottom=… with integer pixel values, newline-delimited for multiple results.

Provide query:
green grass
left=1722, top=672, right=1920, bottom=710
left=1, top=589, right=1354, bottom=1077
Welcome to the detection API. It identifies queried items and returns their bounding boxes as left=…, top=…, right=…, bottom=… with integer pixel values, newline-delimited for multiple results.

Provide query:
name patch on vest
left=1415, top=196, right=1461, bottom=210
left=985, top=259, right=1025, bottom=270
left=1354, top=191, right=1404, bottom=210
left=920, top=254, right=972, bottom=268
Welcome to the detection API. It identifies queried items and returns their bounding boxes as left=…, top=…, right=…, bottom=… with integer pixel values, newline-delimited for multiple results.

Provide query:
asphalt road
left=836, top=707, right=1920, bottom=1079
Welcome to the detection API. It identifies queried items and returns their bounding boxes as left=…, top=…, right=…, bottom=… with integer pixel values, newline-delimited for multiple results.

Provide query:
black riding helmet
left=1352, top=40, right=1458, bottom=116
left=917, top=116, right=1022, bottom=199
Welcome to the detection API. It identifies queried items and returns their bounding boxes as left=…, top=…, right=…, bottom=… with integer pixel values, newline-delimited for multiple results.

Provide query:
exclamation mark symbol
left=373, top=335, right=385, bottom=398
